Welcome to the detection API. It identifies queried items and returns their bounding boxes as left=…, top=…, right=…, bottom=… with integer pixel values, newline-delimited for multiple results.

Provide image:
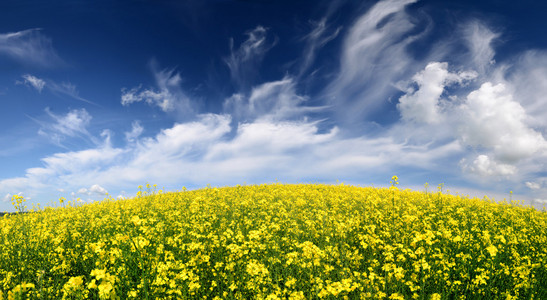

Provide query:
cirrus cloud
left=0, top=28, right=63, bottom=67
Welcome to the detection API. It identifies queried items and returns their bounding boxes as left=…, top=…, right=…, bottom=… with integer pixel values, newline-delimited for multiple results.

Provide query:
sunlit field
left=1, top=181, right=546, bottom=299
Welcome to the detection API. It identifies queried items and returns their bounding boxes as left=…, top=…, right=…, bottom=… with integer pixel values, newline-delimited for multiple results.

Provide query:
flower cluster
left=1, top=183, right=546, bottom=299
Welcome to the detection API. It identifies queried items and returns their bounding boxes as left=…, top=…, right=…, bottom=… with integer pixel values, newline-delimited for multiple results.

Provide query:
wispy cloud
left=462, top=21, right=499, bottom=75
left=0, top=28, right=63, bottom=67
left=16, top=74, right=97, bottom=105
left=501, top=50, right=547, bottom=128
left=326, top=0, right=422, bottom=125
left=121, top=61, right=193, bottom=115
left=35, top=108, right=100, bottom=148
left=223, top=76, right=325, bottom=122
left=224, top=26, right=277, bottom=90
left=48, top=81, right=97, bottom=106
left=298, top=18, right=341, bottom=77
left=125, top=121, right=144, bottom=143
left=18, top=74, right=46, bottom=92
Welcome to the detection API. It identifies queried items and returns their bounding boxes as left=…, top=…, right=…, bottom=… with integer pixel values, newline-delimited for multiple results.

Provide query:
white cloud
left=121, top=62, right=193, bottom=114
left=1, top=109, right=461, bottom=207
left=526, top=181, right=541, bottom=190
left=20, top=74, right=46, bottom=92
left=16, top=74, right=96, bottom=105
left=502, top=51, right=547, bottom=128
left=397, top=62, right=477, bottom=123
left=2, top=192, right=24, bottom=203
left=224, top=26, right=276, bottom=89
left=391, top=54, right=547, bottom=182
left=206, top=120, right=338, bottom=161
left=223, top=77, right=324, bottom=122
left=458, top=82, right=547, bottom=163
left=460, top=154, right=516, bottom=177
left=0, top=28, right=63, bottom=67
left=132, top=114, right=231, bottom=167
left=298, top=18, right=341, bottom=77
left=125, top=121, right=143, bottom=143
left=49, top=108, right=92, bottom=137
left=327, top=0, right=422, bottom=125
left=47, top=81, right=96, bottom=105
left=77, top=185, right=108, bottom=196
left=37, top=108, right=97, bottom=147
left=462, top=21, right=499, bottom=75
left=89, top=184, right=108, bottom=195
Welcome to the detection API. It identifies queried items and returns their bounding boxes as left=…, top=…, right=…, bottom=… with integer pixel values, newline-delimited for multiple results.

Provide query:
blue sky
left=2, top=0, right=547, bottom=211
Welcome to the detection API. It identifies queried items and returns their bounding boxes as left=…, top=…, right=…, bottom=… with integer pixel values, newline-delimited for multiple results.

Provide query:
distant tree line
left=0, top=211, right=31, bottom=217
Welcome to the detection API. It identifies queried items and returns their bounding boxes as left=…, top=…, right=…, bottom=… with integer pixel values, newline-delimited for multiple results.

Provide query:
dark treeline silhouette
left=0, top=211, right=32, bottom=217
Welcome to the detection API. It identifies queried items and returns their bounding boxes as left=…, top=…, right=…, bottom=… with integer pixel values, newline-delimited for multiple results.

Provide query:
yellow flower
left=285, top=277, right=297, bottom=288
left=88, top=279, right=97, bottom=289
left=389, top=293, right=405, bottom=300
left=486, top=245, right=498, bottom=257
left=98, top=281, right=114, bottom=299
left=430, top=293, right=442, bottom=300
left=67, top=276, right=84, bottom=287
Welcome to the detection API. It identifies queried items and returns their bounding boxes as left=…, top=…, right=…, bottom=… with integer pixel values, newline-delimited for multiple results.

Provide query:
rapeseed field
left=1, top=181, right=546, bottom=299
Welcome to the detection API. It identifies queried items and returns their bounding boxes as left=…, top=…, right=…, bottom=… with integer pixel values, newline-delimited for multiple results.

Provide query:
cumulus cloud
left=90, top=184, right=108, bottom=195
left=460, top=154, right=516, bottom=177
left=458, top=82, right=547, bottom=163
left=77, top=184, right=108, bottom=196
left=397, top=62, right=477, bottom=123
left=224, top=26, right=276, bottom=89
left=395, top=59, right=547, bottom=180
left=526, top=181, right=541, bottom=190
left=0, top=28, right=63, bottom=67
left=121, top=62, right=193, bottom=114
